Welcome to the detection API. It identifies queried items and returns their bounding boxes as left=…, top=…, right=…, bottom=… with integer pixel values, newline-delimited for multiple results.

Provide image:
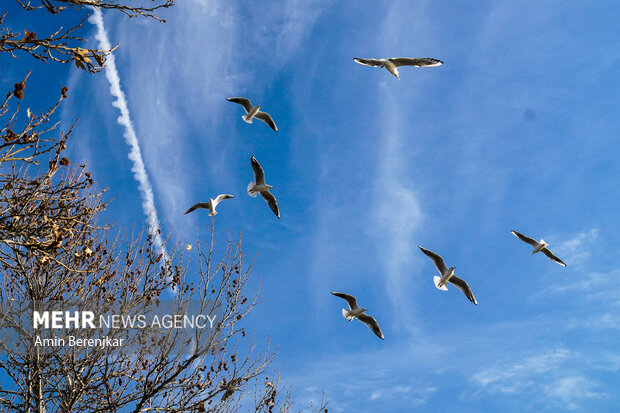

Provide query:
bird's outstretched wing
left=419, top=246, right=448, bottom=275
left=448, top=275, right=478, bottom=305
left=541, top=248, right=567, bottom=267
left=388, top=57, right=443, bottom=67
left=250, top=156, right=266, bottom=185
left=255, top=111, right=278, bottom=132
left=184, top=202, right=209, bottom=215
left=331, top=292, right=359, bottom=310
left=353, top=57, right=386, bottom=67
left=226, top=97, right=253, bottom=113
left=511, top=230, right=539, bottom=247
left=357, top=314, right=385, bottom=340
left=213, top=194, right=234, bottom=207
left=260, top=191, right=280, bottom=218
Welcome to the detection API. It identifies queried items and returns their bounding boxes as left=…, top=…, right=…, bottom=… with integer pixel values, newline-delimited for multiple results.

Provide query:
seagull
left=511, top=230, right=567, bottom=267
left=331, top=292, right=384, bottom=339
left=418, top=246, right=478, bottom=305
left=226, top=97, right=278, bottom=132
left=353, top=57, right=443, bottom=79
left=247, top=156, right=280, bottom=219
left=184, top=194, right=234, bottom=216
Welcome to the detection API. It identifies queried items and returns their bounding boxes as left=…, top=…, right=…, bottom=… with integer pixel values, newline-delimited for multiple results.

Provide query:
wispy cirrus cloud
left=369, top=0, right=439, bottom=335
left=373, top=103, right=423, bottom=333
left=473, top=348, right=572, bottom=390
left=472, top=349, right=605, bottom=410
left=535, top=266, right=620, bottom=307
left=552, top=228, right=599, bottom=266
left=276, top=0, right=327, bottom=57
left=369, top=384, right=438, bottom=405
left=544, top=376, right=605, bottom=410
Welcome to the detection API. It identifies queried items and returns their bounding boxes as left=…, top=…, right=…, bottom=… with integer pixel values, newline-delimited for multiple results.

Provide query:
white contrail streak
left=89, top=8, right=169, bottom=261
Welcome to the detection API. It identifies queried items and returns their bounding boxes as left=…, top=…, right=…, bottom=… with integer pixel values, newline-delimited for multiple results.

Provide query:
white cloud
left=544, top=376, right=604, bottom=411
left=368, top=384, right=436, bottom=403
left=472, top=349, right=605, bottom=409
left=541, top=268, right=620, bottom=304
left=371, top=81, right=425, bottom=337
left=287, top=341, right=444, bottom=412
left=567, top=311, right=620, bottom=331
left=553, top=228, right=599, bottom=266
left=473, top=349, right=571, bottom=390
left=277, top=0, right=326, bottom=57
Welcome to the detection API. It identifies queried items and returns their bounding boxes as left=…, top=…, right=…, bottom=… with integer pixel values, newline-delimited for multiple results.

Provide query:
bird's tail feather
left=433, top=276, right=449, bottom=291
left=208, top=210, right=217, bottom=217
left=247, top=182, right=258, bottom=197
left=342, top=309, right=354, bottom=321
left=242, top=114, right=253, bottom=124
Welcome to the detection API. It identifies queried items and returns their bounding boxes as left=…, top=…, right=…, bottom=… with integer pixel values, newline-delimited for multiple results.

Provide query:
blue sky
left=3, top=0, right=620, bottom=411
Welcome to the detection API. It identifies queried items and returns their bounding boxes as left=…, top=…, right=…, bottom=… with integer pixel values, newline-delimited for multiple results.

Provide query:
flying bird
left=226, top=97, right=278, bottom=132
left=184, top=194, right=234, bottom=216
left=331, top=292, right=384, bottom=339
left=247, top=156, right=280, bottom=218
left=511, top=230, right=567, bottom=267
left=353, top=57, right=443, bottom=79
left=418, top=246, right=478, bottom=305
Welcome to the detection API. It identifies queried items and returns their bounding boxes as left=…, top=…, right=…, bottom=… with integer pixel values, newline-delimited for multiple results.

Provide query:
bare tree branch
left=2, top=0, right=174, bottom=72
left=16, top=0, right=175, bottom=22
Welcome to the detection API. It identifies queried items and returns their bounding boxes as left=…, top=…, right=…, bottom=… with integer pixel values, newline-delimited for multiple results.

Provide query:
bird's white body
left=242, top=105, right=261, bottom=123
left=532, top=239, right=548, bottom=254
left=342, top=307, right=367, bottom=321
left=247, top=183, right=273, bottom=197
left=206, top=199, right=219, bottom=216
left=434, top=266, right=456, bottom=291
left=383, top=60, right=400, bottom=78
